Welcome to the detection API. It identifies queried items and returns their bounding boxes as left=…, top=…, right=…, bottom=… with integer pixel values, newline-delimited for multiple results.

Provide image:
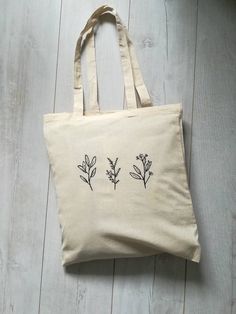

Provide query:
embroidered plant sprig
left=77, top=155, right=96, bottom=191
left=129, top=153, right=153, bottom=189
left=106, top=157, right=121, bottom=190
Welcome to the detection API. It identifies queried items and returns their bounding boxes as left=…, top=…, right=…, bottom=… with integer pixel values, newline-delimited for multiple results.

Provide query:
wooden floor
left=1, top=0, right=236, bottom=313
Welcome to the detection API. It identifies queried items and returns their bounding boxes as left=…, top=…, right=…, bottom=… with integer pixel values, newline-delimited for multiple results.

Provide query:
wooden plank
left=112, top=1, right=198, bottom=313
left=112, top=257, right=155, bottom=314
left=184, top=0, right=236, bottom=313
left=39, top=1, right=130, bottom=313
left=0, top=0, right=61, bottom=313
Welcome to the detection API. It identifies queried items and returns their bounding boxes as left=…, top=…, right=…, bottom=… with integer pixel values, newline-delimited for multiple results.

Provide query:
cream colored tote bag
left=44, top=5, right=201, bottom=266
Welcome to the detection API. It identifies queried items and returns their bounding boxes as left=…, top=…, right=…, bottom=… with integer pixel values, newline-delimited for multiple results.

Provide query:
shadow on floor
left=64, top=252, right=206, bottom=288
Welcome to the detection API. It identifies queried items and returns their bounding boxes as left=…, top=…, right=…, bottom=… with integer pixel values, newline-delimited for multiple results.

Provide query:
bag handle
left=86, top=8, right=152, bottom=110
left=74, top=6, right=152, bottom=114
left=74, top=5, right=152, bottom=115
left=74, top=5, right=136, bottom=114
left=87, top=26, right=152, bottom=108
left=75, top=6, right=136, bottom=113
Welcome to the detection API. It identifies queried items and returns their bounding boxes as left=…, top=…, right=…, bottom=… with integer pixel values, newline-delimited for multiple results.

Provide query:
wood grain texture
left=1, top=0, right=236, bottom=313
left=185, top=0, right=236, bottom=313
left=39, top=1, right=130, bottom=313
left=112, top=1, right=198, bottom=313
left=0, top=0, right=61, bottom=313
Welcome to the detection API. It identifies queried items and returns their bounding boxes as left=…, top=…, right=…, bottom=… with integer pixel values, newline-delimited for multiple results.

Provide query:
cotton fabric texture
left=43, top=5, right=201, bottom=266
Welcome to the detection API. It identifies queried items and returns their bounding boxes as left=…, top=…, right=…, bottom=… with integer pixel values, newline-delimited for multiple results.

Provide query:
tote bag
left=44, top=5, right=201, bottom=266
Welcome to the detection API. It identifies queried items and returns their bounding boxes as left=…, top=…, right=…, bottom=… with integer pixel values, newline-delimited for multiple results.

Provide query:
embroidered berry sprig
left=129, top=153, right=153, bottom=188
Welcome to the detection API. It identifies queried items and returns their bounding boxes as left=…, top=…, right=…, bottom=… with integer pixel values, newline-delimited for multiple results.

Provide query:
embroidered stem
left=106, top=157, right=121, bottom=190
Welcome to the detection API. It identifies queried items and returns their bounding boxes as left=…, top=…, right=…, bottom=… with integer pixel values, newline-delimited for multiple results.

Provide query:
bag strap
left=88, top=28, right=152, bottom=108
left=74, top=5, right=152, bottom=115
left=86, top=8, right=152, bottom=110
left=80, top=7, right=136, bottom=113
left=74, top=5, right=136, bottom=114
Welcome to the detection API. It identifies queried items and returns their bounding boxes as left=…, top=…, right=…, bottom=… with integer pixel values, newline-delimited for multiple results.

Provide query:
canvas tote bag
left=44, top=5, right=201, bottom=266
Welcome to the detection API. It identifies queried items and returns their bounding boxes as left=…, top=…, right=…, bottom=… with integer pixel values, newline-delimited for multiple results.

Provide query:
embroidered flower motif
left=129, top=153, right=153, bottom=188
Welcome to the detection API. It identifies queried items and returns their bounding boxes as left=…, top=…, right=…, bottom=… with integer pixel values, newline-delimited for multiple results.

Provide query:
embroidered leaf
left=91, top=167, right=96, bottom=177
left=146, top=161, right=152, bottom=171
left=114, top=158, right=118, bottom=167
left=85, top=154, right=90, bottom=166
left=129, top=172, right=142, bottom=180
left=77, top=165, right=86, bottom=172
left=90, top=156, right=96, bottom=167
left=107, top=158, right=113, bottom=167
left=80, top=175, right=88, bottom=184
left=116, top=167, right=121, bottom=176
left=133, top=165, right=141, bottom=175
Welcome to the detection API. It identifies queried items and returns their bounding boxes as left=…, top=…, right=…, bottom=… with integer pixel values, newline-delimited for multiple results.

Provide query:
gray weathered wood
left=185, top=0, right=236, bottom=313
left=112, top=257, right=155, bottom=314
left=0, top=0, right=61, bottom=313
left=112, top=1, right=198, bottom=313
left=1, top=0, right=236, bottom=313
left=39, top=1, right=130, bottom=313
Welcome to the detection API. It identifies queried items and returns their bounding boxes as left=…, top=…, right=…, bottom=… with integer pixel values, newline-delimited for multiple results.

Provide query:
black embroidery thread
left=77, top=155, right=96, bottom=191
left=129, top=153, right=153, bottom=189
left=106, top=157, right=121, bottom=190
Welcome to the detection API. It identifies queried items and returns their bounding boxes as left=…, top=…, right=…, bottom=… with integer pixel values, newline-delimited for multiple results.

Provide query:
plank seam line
left=110, top=259, right=116, bottom=314
left=149, top=255, right=157, bottom=313
left=37, top=0, right=63, bottom=312
left=51, top=0, right=63, bottom=115
left=183, top=0, right=199, bottom=313
left=164, top=0, right=169, bottom=60
left=127, top=0, right=131, bottom=29
left=37, top=168, right=51, bottom=314
left=110, top=3, right=131, bottom=313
